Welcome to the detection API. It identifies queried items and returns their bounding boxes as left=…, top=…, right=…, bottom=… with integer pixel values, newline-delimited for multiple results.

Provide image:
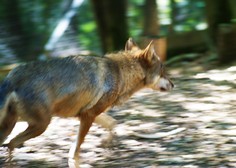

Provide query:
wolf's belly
left=51, top=89, right=103, bottom=118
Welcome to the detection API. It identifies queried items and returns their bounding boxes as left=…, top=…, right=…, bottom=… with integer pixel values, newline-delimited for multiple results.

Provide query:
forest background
left=0, top=0, right=235, bottom=66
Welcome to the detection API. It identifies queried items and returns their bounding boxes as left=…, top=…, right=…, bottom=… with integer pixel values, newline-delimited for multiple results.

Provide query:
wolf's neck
left=112, top=57, right=146, bottom=105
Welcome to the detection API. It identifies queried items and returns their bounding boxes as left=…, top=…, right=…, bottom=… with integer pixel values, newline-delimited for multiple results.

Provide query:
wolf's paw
left=2, top=142, right=24, bottom=150
left=1, top=143, right=13, bottom=150
left=100, top=132, right=117, bottom=148
left=68, top=157, right=80, bottom=168
left=68, top=143, right=81, bottom=161
left=1, top=143, right=8, bottom=148
left=0, top=144, right=14, bottom=162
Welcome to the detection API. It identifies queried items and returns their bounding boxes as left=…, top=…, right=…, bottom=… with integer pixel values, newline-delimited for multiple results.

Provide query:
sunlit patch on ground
left=194, top=66, right=236, bottom=82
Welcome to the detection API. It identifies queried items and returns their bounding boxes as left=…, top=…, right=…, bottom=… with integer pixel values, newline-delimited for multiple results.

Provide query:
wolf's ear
left=125, top=38, right=139, bottom=51
left=142, top=41, right=157, bottom=64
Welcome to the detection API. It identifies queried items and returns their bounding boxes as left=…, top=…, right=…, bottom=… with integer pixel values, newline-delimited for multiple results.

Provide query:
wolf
left=0, top=38, right=173, bottom=160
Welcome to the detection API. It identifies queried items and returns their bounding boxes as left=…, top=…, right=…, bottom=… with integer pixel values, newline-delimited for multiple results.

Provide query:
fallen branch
left=132, top=127, right=186, bottom=139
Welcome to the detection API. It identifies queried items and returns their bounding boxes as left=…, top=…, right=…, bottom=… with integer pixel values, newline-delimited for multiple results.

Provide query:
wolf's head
left=125, top=38, right=174, bottom=92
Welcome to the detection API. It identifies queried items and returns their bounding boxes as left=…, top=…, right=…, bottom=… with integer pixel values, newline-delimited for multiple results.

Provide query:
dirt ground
left=0, top=59, right=236, bottom=168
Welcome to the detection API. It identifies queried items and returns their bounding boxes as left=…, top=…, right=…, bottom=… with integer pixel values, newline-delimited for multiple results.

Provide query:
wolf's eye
left=160, top=63, right=163, bottom=70
left=160, top=63, right=166, bottom=73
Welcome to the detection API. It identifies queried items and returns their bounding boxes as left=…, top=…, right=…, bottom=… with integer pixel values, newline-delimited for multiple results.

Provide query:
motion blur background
left=0, top=0, right=235, bottom=65
left=1, top=1, right=236, bottom=167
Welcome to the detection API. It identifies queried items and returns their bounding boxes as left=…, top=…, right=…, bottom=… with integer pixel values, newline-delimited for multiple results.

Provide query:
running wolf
left=0, top=38, right=173, bottom=159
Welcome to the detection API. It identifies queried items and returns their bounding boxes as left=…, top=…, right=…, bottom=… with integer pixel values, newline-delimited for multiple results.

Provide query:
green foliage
left=0, top=0, right=68, bottom=60
left=127, top=0, right=145, bottom=37
left=0, top=0, right=6, bottom=19
left=17, top=0, right=66, bottom=45
left=0, top=0, right=208, bottom=60
left=76, top=1, right=101, bottom=53
left=75, top=0, right=146, bottom=52
left=172, top=0, right=206, bottom=32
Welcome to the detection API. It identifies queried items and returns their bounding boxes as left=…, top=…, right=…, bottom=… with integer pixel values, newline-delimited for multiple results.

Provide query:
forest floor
left=0, top=55, right=236, bottom=168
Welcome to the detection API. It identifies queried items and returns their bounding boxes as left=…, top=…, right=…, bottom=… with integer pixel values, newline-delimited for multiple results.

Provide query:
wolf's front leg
left=68, top=114, right=94, bottom=160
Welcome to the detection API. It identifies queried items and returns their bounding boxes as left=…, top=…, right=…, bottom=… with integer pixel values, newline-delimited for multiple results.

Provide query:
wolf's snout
left=159, top=78, right=174, bottom=91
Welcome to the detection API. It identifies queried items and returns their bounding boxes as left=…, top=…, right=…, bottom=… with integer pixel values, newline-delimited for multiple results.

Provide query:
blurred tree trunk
left=143, top=0, right=159, bottom=36
left=204, top=0, right=232, bottom=44
left=169, top=0, right=177, bottom=33
left=90, top=0, right=128, bottom=53
left=218, top=24, right=236, bottom=63
left=205, top=0, right=236, bottom=63
left=228, top=0, right=236, bottom=19
left=141, top=0, right=166, bottom=61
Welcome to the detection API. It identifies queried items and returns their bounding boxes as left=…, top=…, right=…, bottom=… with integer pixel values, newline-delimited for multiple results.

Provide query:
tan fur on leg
left=94, top=113, right=117, bottom=131
left=94, top=113, right=117, bottom=147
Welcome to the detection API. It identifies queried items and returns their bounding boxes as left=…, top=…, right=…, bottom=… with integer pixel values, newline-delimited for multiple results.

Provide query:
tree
left=90, top=0, right=129, bottom=53
left=204, top=0, right=232, bottom=44
left=141, top=0, right=167, bottom=61
left=0, top=0, right=68, bottom=61
left=169, top=0, right=177, bottom=33
left=205, top=0, right=236, bottom=63
left=143, top=0, right=159, bottom=36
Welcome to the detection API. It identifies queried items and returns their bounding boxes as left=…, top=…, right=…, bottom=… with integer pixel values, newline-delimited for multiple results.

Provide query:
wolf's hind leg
left=0, top=109, right=17, bottom=146
left=6, top=109, right=51, bottom=152
left=0, top=92, right=18, bottom=146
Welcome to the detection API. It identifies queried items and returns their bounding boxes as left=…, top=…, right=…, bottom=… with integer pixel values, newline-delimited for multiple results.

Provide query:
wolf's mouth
left=160, top=87, right=167, bottom=92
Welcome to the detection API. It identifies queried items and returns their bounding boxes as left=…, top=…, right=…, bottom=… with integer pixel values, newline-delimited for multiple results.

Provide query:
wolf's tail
left=0, top=80, right=18, bottom=145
